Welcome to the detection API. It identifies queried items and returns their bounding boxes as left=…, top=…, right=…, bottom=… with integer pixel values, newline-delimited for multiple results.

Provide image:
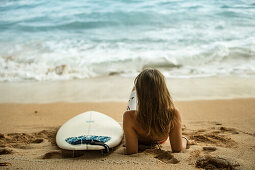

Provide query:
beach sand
left=0, top=99, right=255, bottom=169
left=0, top=77, right=255, bottom=169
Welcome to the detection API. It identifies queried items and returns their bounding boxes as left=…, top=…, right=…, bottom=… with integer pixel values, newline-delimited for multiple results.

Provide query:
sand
left=0, top=77, right=255, bottom=169
left=0, top=99, right=254, bottom=169
left=1, top=76, right=255, bottom=103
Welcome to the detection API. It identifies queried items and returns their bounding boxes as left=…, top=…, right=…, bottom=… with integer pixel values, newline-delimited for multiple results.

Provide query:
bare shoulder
left=123, top=110, right=136, bottom=119
left=170, top=108, right=182, bottom=128
left=173, top=108, right=182, bottom=121
left=123, top=110, right=136, bottom=126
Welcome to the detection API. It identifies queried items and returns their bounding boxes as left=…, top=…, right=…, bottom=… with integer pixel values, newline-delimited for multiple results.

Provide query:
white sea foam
left=0, top=38, right=254, bottom=81
left=0, top=0, right=255, bottom=81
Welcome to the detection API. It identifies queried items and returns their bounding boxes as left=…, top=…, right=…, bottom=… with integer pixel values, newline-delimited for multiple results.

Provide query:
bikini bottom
left=157, top=137, right=168, bottom=144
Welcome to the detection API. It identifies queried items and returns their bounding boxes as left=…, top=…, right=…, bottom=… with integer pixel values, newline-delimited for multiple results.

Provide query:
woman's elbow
left=171, top=145, right=184, bottom=153
left=125, top=149, right=138, bottom=155
left=125, top=144, right=138, bottom=155
left=172, top=148, right=182, bottom=153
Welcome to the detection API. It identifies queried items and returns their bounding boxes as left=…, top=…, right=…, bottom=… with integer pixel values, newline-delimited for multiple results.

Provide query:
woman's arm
left=169, top=109, right=187, bottom=152
left=123, top=111, right=138, bottom=154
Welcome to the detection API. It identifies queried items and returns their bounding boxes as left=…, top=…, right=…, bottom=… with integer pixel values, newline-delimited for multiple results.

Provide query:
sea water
left=0, top=0, right=255, bottom=81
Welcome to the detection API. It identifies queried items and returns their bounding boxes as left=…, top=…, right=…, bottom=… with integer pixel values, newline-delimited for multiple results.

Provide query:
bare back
left=127, top=110, right=169, bottom=144
left=123, top=108, right=185, bottom=154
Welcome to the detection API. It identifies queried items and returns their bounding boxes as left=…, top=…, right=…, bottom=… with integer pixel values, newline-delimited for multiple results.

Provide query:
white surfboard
left=56, top=111, right=123, bottom=152
left=127, top=90, right=136, bottom=111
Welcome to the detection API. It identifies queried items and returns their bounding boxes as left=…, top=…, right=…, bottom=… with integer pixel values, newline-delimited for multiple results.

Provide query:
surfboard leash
left=89, top=140, right=110, bottom=153
left=65, top=135, right=111, bottom=153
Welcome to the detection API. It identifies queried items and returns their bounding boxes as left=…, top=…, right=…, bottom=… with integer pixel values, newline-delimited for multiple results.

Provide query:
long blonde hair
left=135, top=68, right=175, bottom=136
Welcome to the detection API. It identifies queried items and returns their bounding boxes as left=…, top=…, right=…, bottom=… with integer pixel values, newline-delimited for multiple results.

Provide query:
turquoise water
left=0, top=0, right=255, bottom=81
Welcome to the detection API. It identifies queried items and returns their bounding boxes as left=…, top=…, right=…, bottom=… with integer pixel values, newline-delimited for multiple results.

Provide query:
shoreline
left=1, top=76, right=255, bottom=103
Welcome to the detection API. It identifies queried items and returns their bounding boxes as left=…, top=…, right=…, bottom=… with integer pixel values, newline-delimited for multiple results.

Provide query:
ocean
left=0, top=0, right=255, bottom=81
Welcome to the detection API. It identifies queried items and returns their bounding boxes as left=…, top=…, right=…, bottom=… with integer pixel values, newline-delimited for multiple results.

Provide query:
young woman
left=123, top=68, right=188, bottom=155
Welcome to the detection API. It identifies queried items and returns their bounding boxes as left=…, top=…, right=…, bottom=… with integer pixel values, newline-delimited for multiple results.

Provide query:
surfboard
left=56, top=111, right=123, bottom=152
left=127, top=90, right=136, bottom=111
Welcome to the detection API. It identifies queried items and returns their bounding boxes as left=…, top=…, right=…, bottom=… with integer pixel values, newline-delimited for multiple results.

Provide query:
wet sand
left=1, top=76, right=255, bottom=103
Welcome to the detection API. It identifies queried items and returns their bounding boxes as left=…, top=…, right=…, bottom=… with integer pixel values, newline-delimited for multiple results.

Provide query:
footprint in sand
left=215, top=122, right=222, bottom=126
left=202, top=146, right=216, bottom=152
left=145, top=149, right=179, bottom=164
left=219, top=127, right=239, bottom=134
left=42, top=150, right=63, bottom=159
left=196, top=155, right=240, bottom=170
left=0, top=148, right=12, bottom=155
left=155, top=150, right=179, bottom=164
left=184, top=127, right=238, bottom=148
left=32, top=138, right=44, bottom=144
left=0, top=129, right=57, bottom=149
